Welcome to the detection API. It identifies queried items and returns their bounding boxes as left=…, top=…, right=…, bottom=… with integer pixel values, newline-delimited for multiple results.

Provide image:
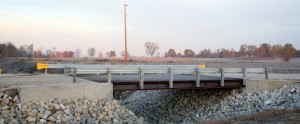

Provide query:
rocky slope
left=0, top=93, right=143, bottom=124
left=118, top=83, right=300, bottom=123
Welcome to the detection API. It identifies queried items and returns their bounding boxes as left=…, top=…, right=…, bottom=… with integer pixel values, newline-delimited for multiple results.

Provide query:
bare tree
left=177, top=52, right=182, bottom=57
left=260, top=43, right=271, bottom=57
left=144, top=41, right=159, bottom=57
left=239, top=44, right=247, bottom=58
left=0, top=42, right=17, bottom=58
left=247, top=45, right=257, bottom=58
left=184, top=49, right=195, bottom=58
left=271, top=44, right=283, bottom=58
left=75, top=48, right=81, bottom=58
left=26, top=44, right=34, bottom=60
left=7, top=42, right=18, bottom=58
left=165, top=49, right=176, bottom=57
left=45, top=49, right=52, bottom=58
left=17, top=45, right=28, bottom=57
left=121, top=51, right=130, bottom=57
left=121, top=51, right=125, bottom=57
left=198, top=49, right=212, bottom=58
left=229, top=48, right=236, bottom=58
left=107, top=51, right=116, bottom=57
left=87, top=48, right=96, bottom=57
left=282, top=43, right=296, bottom=62
left=98, top=52, right=103, bottom=58
left=61, top=51, right=74, bottom=58
left=0, top=43, right=6, bottom=58
left=34, top=49, right=43, bottom=58
left=50, top=47, right=57, bottom=58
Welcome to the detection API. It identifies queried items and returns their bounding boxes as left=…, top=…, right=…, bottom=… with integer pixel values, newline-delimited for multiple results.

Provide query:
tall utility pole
left=124, top=1, right=128, bottom=64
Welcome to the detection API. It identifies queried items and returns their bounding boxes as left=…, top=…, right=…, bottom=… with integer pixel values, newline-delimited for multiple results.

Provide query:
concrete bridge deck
left=78, top=74, right=244, bottom=90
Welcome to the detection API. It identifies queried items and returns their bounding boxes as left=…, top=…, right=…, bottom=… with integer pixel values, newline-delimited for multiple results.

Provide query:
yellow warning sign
left=198, top=64, right=206, bottom=69
left=37, top=63, right=49, bottom=70
left=0, top=68, right=2, bottom=74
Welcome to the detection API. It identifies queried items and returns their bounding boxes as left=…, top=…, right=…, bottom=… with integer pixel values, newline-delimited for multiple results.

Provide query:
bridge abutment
left=0, top=74, right=113, bottom=103
left=242, top=80, right=298, bottom=93
left=18, top=83, right=113, bottom=103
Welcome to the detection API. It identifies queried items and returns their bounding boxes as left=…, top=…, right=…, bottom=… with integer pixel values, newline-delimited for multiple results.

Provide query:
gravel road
left=0, top=74, right=95, bottom=89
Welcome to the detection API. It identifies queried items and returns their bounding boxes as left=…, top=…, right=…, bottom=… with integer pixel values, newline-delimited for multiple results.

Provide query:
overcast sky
left=0, top=0, right=299, bottom=57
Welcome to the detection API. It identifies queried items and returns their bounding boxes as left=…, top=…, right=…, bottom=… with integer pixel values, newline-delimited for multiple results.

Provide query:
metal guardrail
left=54, top=64, right=273, bottom=89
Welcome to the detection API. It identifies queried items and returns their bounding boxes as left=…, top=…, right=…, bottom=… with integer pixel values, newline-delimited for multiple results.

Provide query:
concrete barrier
left=243, top=80, right=298, bottom=93
left=18, top=83, right=113, bottom=103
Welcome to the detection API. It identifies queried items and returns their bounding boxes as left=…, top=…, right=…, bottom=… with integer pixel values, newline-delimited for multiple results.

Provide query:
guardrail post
left=196, top=68, right=200, bottom=87
left=220, top=68, right=224, bottom=87
left=265, top=67, right=269, bottom=80
left=63, top=66, right=66, bottom=76
left=242, top=67, right=247, bottom=86
left=139, top=68, right=144, bottom=89
left=72, top=68, right=77, bottom=83
left=107, top=68, right=112, bottom=83
left=45, top=68, right=48, bottom=75
left=169, top=68, right=173, bottom=88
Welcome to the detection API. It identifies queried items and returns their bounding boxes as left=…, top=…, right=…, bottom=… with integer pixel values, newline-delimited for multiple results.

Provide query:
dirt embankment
left=0, top=59, right=36, bottom=74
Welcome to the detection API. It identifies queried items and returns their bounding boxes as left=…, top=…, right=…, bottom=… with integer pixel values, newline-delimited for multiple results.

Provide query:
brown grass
left=7, top=57, right=300, bottom=65
left=9, top=57, right=217, bottom=64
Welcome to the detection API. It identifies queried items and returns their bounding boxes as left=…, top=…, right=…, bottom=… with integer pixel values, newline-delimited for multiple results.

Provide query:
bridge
left=38, top=63, right=272, bottom=91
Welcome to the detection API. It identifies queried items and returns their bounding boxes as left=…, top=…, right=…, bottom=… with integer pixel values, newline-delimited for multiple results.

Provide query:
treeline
left=164, top=43, right=299, bottom=62
left=1, top=42, right=299, bottom=62
left=0, top=42, right=74, bottom=59
left=0, top=42, right=122, bottom=59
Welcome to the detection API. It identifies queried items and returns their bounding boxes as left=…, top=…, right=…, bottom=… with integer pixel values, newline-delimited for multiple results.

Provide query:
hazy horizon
left=1, top=0, right=299, bottom=57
